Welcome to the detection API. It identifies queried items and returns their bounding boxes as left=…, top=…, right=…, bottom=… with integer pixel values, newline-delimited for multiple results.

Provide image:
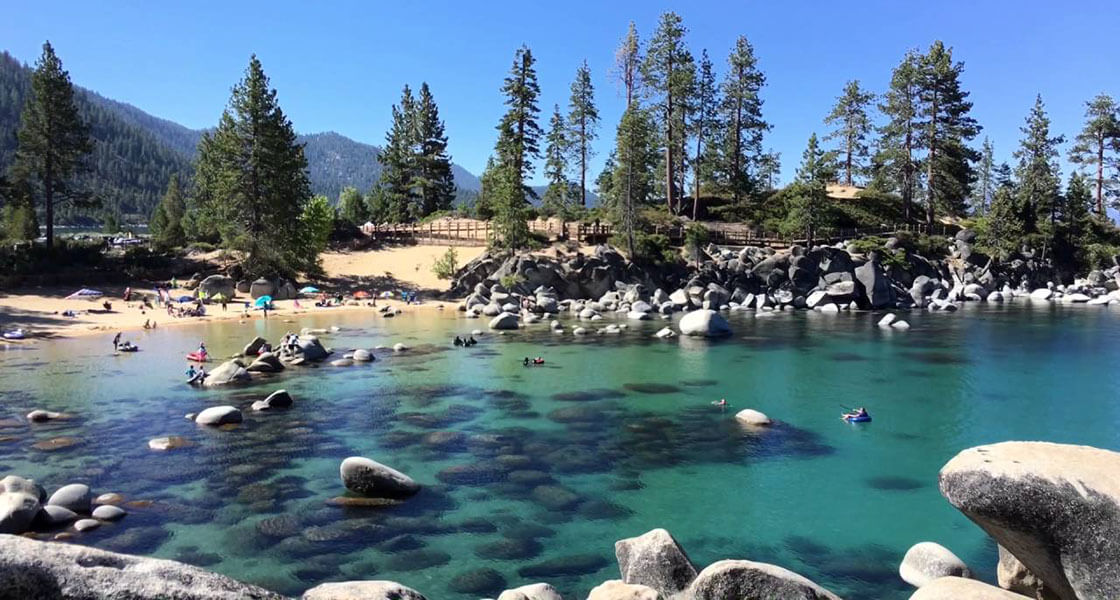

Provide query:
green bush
left=431, top=247, right=459, bottom=280
left=499, top=273, right=526, bottom=290
left=1086, top=243, right=1120, bottom=270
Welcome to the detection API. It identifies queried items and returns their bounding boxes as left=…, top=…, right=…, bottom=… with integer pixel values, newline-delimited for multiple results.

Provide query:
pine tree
left=982, top=172, right=1023, bottom=261
left=757, top=150, right=781, bottom=191
left=971, top=138, right=995, bottom=215
left=300, top=195, right=334, bottom=256
left=492, top=45, right=541, bottom=249
left=413, top=82, right=456, bottom=217
left=193, top=55, right=313, bottom=278
left=824, top=80, right=875, bottom=186
left=642, top=11, right=694, bottom=213
left=12, top=41, right=94, bottom=247
left=150, top=173, right=185, bottom=247
left=877, top=50, right=922, bottom=221
left=1013, top=95, right=1064, bottom=234
left=0, top=171, right=39, bottom=241
left=612, top=105, right=659, bottom=258
left=613, top=23, right=642, bottom=108
left=474, top=156, right=500, bottom=220
left=916, top=41, right=981, bottom=226
left=689, top=49, right=720, bottom=219
left=1069, top=93, right=1120, bottom=218
left=542, top=104, right=573, bottom=214
left=784, top=133, right=837, bottom=246
left=595, top=152, right=618, bottom=210
left=377, top=85, right=416, bottom=223
left=567, top=61, right=598, bottom=208
left=338, top=186, right=367, bottom=226
left=716, top=35, right=768, bottom=203
left=1057, top=171, right=1093, bottom=264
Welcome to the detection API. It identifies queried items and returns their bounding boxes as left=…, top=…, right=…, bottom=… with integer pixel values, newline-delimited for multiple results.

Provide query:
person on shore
left=221, top=298, right=228, bottom=312
left=112, top=332, right=121, bottom=350
left=143, top=319, right=151, bottom=329
left=123, top=287, right=132, bottom=302
left=171, top=277, right=178, bottom=289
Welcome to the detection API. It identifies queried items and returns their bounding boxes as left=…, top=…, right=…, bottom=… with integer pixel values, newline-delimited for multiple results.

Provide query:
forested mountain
left=0, top=51, right=480, bottom=223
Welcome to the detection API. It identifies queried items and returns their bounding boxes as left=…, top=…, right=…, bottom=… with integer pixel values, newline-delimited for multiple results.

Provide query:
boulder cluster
left=0, top=477, right=127, bottom=537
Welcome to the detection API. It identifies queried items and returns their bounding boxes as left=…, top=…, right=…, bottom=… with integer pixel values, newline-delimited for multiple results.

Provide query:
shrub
left=1086, top=243, right=1120, bottom=270
left=499, top=273, right=526, bottom=290
left=431, top=247, right=459, bottom=280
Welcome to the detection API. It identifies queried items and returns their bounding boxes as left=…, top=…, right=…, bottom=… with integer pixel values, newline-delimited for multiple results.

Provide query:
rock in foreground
left=899, top=541, right=972, bottom=588
left=688, top=560, right=841, bottom=600
left=340, top=457, right=420, bottom=499
left=939, top=441, right=1120, bottom=600
left=614, top=528, right=697, bottom=597
left=678, top=310, right=732, bottom=338
left=301, top=580, right=427, bottom=600
left=909, top=576, right=1024, bottom=599
left=496, top=583, right=563, bottom=600
left=0, top=534, right=284, bottom=599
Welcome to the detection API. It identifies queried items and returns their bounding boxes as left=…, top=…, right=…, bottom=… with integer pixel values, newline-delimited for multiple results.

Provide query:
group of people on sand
left=452, top=335, right=477, bottom=347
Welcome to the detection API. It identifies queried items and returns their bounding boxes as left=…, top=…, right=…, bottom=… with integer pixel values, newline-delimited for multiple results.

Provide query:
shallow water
left=1, top=303, right=1118, bottom=599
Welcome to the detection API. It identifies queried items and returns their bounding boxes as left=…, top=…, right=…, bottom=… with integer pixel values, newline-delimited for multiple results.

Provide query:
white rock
left=899, top=541, right=973, bottom=588
left=735, top=409, right=772, bottom=427
left=1030, top=288, right=1054, bottom=300
left=877, top=313, right=897, bottom=328
left=654, top=327, right=676, bottom=339
left=194, top=406, right=243, bottom=426
left=891, top=320, right=911, bottom=330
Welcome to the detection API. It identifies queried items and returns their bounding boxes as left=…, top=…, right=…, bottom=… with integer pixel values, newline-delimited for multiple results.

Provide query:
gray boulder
left=242, top=336, right=266, bottom=356
left=899, top=541, right=972, bottom=588
left=998, top=545, right=1059, bottom=599
left=734, top=409, right=772, bottom=427
left=678, top=310, right=732, bottom=338
left=688, top=560, right=841, bottom=600
left=340, top=456, right=420, bottom=499
left=246, top=352, right=284, bottom=373
left=296, top=337, right=330, bottom=361
left=73, top=519, right=100, bottom=532
left=497, top=583, right=563, bottom=600
left=34, top=505, right=78, bottom=528
left=855, top=261, right=896, bottom=308
left=615, top=528, right=697, bottom=597
left=202, top=360, right=250, bottom=386
left=197, top=275, right=235, bottom=300
left=669, top=289, right=690, bottom=307
left=249, top=278, right=275, bottom=299
left=194, top=406, right=243, bottom=426
left=91, top=505, right=126, bottom=521
left=0, top=535, right=282, bottom=598
left=47, top=484, right=91, bottom=514
left=490, top=312, right=520, bottom=330
left=302, top=581, right=427, bottom=600
left=252, top=390, right=293, bottom=412
left=352, top=348, right=373, bottom=362
left=587, top=580, right=661, bottom=600
left=0, top=476, right=42, bottom=534
left=940, top=442, right=1120, bottom=600
left=910, top=576, right=1024, bottom=599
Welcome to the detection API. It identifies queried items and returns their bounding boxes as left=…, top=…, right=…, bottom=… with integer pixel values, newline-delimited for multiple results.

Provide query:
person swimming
left=713, top=398, right=728, bottom=408
left=454, top=336, right=464, bottom=347
left=843, top=407, right=869, bottom=420
left=523, top=357, right=530, bottom=366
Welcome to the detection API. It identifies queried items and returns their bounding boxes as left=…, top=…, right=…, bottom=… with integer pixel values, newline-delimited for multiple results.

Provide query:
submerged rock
left=615, top=528, right=697, bottom=597
left=940, top=441, right=1120, bottom=600
left=252, top=389, right=293, bottom=411
left=47, top=484, right=91, bottom=514
left=340, top=457, right=420, bottom=499
left=899, top=541, right=972, bottom=588
left=688, top=560, right=840, bottom=600
left=301, top=581, right=428, bottom=600
left=0, top=534, right=286, bottom=599
left=148, top=436, right=192, bottom=451
left=27, top=410, right=68, bottom=423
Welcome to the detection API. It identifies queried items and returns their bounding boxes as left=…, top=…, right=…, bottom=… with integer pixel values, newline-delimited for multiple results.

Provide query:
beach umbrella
left=65, top=288, right=104, bottom=300
left=253, top=295, right=273, bottom=308
left=353, top=290, right=371, bottom=299
left=299, top=286, right=320, bottom=294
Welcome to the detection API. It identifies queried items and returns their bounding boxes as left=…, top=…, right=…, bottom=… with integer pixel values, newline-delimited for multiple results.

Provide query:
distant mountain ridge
left=0, top=50, right=481, bottom=222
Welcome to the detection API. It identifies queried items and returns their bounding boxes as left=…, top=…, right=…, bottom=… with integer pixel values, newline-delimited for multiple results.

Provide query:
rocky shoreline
left=2, top=440, right=1116, bottom=599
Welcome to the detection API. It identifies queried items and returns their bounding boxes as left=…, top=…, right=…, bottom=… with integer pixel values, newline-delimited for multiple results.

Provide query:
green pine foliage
left=781, top=133, right=837, bottom=245
left=192, top=55, right=314, bottom=278
left=875, top=50, right=923, bottom=220
left=430, top=246, right=459, bottom=280
left=1013, top=95, right=1064, bottom=234
left=567, top=60, right=599, bottom=208
left=643, top=12, right=695, bottom=213
left=337, top=186, right=368, bottom=226
left=300, top=195, right=334, bottom=258
left=491, top=45, right=542, bottom=250
left=688, top=49, right=720, bottom=218
left=1068, top=94, right=1120, bottom=217
left=824, top=80, right=875, bottom=186
left=413, top=83, right=457, bottom=218
left=715, top=35, right=768, bottom=203
left=149, top=173, right=186, bottom=247
left=542, top=104, right=574, bottom=215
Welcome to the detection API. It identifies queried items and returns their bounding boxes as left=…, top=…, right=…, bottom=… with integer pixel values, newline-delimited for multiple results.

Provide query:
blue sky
left=3, top=0, right=1119, bottom=188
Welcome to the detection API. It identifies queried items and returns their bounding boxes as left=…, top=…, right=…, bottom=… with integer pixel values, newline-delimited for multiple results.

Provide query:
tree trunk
left=732, top=68, right=743, bottom=204
left=44, top=159, right=54, bottom=249
left=693, top=125, right=702, bottom=220
left=1097, top=137, right=1105, bottom=217
left=580, top=119, right=587, bottom=207
left=665, top=53, right=675, bottom=214
left=925, top=93, right=938, bottom=229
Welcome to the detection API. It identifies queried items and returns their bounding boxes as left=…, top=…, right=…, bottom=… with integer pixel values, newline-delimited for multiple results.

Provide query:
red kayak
left=186, top=351, right=209, bottom=362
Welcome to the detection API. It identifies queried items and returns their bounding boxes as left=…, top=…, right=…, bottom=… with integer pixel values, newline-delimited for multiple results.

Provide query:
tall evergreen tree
left=492, top=45, right=542, bottom=249
left=758, top=150, right=781, bottom=191
left=689, top=49, right=720, bottom=219
left=0, top=171, right=39, bottom=241
left=613, top=23, right=642, bottom=108
left=785, top=133, right=836, bottom=246
left=1013, top=95, right=1064, bottom=234
left=981, top=166, right=1023, bottom=261
left=642, top=11, right=694, bottom=213
left=1069, top=93, right=1120, bottom=218
left=716, top=35, right=768, bottom=203
left=413, top=82, right=456, bottom=217
left=377, top=85, right=416, bottom=223
left=824, top=80, right=875, bottom=186
left=971, top=137, right=995, bottom=215
left=916, top=41, right=981, bottom=226
left=12, top=41, right=94, bottom=247
left=1054, top=171, right=1094, bottom=272
left=150, top=173, right=185, bottom=247
left=542, top=104, right=573, bottom=213
left=877, top=50, right=922, bottom=221
left=567, top=61, right=599, bottom=208
left=338, top=186, right=368, bottom=226
left=193, top=55, right=313, bottom=278
left=612, top=105, right=659, bottom=258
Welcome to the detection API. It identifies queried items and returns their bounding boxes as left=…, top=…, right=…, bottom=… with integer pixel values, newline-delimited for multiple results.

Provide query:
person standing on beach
left=112, top=332, right=121, bottom=351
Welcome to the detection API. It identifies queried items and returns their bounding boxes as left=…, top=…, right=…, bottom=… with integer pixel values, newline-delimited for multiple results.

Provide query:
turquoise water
left=1, top=304, right=1119, bottom=599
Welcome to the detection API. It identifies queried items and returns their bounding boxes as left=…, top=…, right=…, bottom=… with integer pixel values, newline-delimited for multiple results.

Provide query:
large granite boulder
left=246, top=352, right=284, bottom=373
left=490, top=312, right=520, bottom=330
left=678, top=310, right=732, bottom=338
left=688, top=560, right=841, bottom=599
left=249, top=278, right=275, bottom=299
left=587, top=580, right=661, bottom=600
left=0, top=534, right=284, bottom=599
left=899, top=541, right=972, bottom=588
left=251, top=389, right=293, bottom=411
left=242, top=336, right=266, bottom=356
left=496, top=583, right=563, bottom=600
left=195, top=406, right=243, bottom=426
left=296, top=336, right=331, bottom=362
left=939, top=442, right=1120, bottom=600
left=855, top=261, right=896, bottom=308
left=0, top=476, right=42, bottom=534
left=197, top=275, right=235, bottom=300
left=202, top=360, right=250, bottom=387
left=46, top=484, right=91, bottom=514
left=615, top=528, right=697, bottom=597
left=302, top=581, right=427, bottom=600
left=340, top=457, right=420, bottom=499
left=998, top=544, right=1059, bottom=599
left=909, top=576, right=1024, bottom=599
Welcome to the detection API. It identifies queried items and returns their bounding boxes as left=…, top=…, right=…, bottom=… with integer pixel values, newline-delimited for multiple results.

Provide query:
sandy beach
left=0, top=244, right=486, bottom=340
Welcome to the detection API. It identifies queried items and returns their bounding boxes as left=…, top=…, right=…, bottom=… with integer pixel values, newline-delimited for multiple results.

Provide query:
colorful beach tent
left=299, top=286, right=320, bottom=294
left=65, top=288, right=104, bottom=300
left=253, top=295, right=273, bottom=308
left=353, top=290, right=371, bottom=299
left=177, top=296, right=195, bottom=303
